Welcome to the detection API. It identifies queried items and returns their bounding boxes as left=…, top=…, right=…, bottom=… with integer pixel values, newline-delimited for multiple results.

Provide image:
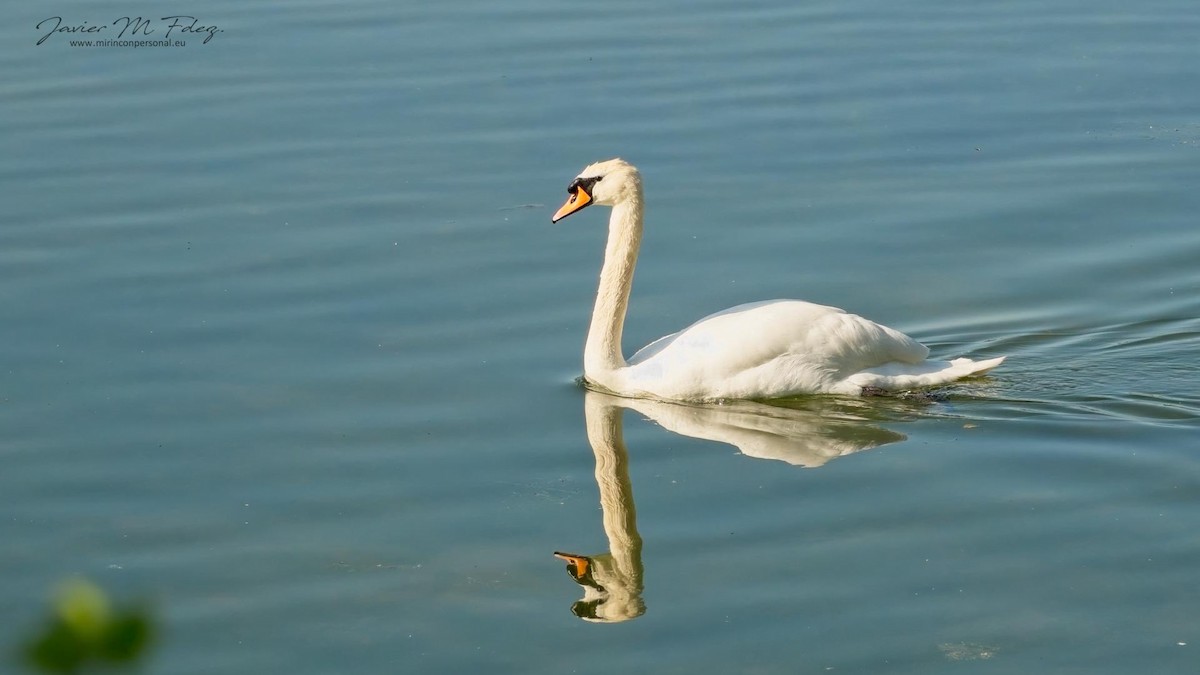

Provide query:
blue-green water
left=4, top=0, right=1199, bottom=672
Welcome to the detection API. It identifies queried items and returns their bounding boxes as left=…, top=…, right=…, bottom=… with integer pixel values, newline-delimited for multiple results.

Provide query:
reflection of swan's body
left=552, top=159, right=1005, bottom=400
left=555, top=392, right=908, bottom=621
left=618, top=394, right=906, bottom=468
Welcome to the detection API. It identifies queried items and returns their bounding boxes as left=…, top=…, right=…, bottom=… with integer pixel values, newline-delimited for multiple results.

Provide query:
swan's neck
left=585, top=196, right=643, bottom=379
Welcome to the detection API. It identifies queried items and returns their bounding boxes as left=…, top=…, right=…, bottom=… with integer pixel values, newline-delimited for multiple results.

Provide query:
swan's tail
left=847, top=356, right=1006, bottom=392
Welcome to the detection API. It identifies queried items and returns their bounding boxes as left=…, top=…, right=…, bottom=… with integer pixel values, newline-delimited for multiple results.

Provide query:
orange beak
left=551, top=186, right=592, bottom=223
left=554, top=552, right=591, bottom=579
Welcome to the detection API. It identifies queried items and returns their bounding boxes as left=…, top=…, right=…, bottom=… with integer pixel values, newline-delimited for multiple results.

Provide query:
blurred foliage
left=18, top=578, right=154, bottom=674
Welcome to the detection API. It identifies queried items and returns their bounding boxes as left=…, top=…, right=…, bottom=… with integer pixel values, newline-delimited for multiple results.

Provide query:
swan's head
left=551, top=158, right=642, bottom=223
left=553, top=551, right=646, bottom=623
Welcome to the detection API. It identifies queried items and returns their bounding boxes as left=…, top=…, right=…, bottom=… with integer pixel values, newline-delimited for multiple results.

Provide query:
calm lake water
left=4, top=0, right=1199, bottom=672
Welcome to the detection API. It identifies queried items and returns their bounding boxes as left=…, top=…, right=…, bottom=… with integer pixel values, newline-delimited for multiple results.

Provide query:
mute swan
left=552, top=158, right=1004, bottom=400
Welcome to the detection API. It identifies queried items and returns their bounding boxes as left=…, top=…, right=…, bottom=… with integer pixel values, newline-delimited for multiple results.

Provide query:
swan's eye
left=567, top=175, right=602, bottom=196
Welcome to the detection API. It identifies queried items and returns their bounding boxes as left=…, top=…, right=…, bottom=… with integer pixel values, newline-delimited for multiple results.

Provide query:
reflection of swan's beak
left=552, top=186, right=592, bottom=223
left=554, top=552, right=591, bottom=580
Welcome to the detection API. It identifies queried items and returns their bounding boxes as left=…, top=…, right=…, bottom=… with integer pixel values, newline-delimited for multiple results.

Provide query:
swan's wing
left=626, top=331, right=680, bottom=364
left=627, top=300, right=792, bottom=366
left=625, top=300, right=929, bottom=398
left=630, top=299, right=928, bottom=369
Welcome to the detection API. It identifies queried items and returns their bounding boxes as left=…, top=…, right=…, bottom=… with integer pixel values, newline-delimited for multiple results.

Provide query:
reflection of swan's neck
left=585, top=196, right=643, bottom=379
left=585, top=397, right=643, bottom=597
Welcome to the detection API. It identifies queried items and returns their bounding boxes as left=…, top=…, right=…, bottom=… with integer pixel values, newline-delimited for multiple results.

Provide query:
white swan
left=552, top=158, right=1004, bottom=400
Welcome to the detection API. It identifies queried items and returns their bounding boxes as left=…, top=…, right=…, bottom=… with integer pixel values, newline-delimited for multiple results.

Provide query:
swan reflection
left=555, top=391, right=909, bottom=622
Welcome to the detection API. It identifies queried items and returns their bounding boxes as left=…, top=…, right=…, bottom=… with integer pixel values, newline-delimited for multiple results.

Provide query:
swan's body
left=551, top=158, right=1004, bottom=400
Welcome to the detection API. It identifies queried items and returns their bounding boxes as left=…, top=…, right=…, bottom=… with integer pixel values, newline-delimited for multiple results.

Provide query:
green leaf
left=97, top=612, right=154, bottom=662
left=22, top=618, right=88, bottom=674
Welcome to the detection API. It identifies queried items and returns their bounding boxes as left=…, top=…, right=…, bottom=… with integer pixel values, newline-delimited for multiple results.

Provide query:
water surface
left=3, top=0, right=1198, bottom=673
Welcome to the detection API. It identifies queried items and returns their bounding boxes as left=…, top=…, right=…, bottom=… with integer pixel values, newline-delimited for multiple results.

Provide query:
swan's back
left=622, top=300, right=932, bottom=399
